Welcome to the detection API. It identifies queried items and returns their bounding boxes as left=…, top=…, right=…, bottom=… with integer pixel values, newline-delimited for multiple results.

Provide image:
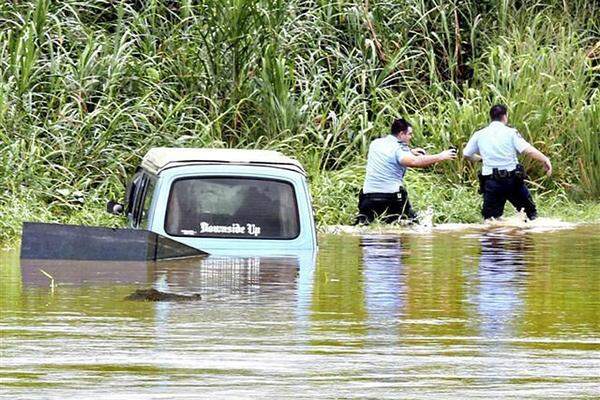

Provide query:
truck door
left=126, top=170, right=156, bottom=228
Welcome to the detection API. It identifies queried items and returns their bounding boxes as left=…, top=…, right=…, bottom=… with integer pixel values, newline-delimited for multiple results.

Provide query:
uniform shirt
left=363, top=135, right=413, bottom=193
left=463, top=121, right=530, bottom=175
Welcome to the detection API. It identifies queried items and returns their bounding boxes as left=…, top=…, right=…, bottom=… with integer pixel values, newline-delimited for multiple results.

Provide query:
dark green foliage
left=0, top=0, right=598, bottom=238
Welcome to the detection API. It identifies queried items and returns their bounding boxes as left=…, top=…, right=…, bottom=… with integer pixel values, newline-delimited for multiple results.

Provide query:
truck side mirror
left=107, top=200, right=124, bottom=215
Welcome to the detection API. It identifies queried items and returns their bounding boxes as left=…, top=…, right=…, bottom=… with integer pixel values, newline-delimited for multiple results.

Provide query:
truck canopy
left=141, top=148, right=306, bottom=176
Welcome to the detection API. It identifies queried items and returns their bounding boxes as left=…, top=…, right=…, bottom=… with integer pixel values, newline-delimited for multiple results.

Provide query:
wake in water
left=323, top=209, right=577, bottom=235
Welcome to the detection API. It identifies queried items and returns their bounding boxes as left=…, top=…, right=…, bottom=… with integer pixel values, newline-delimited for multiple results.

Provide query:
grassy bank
left=0, top=0, right=598, bottom=240
left=2, top=166, right=599, bottom=243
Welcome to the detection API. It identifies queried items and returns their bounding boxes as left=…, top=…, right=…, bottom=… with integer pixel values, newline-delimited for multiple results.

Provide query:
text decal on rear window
left=197, top=222, right=262, bottom=237
left=165, top=177, right=299, bottom=239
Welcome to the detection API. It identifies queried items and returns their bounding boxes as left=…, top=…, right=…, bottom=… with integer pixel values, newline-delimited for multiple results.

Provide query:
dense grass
left=0, top=0, right=598, bottom=240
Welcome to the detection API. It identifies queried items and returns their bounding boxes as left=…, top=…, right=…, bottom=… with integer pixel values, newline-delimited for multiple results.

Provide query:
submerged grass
left=0, top=0, right=598, bottom=241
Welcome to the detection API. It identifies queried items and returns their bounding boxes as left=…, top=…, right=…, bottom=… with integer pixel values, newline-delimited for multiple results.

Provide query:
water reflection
left=471, top=232, right=531, bottom=339
left=19, top=255, right=302, bottom=294
left=361, top=235, right=405, bottom=324
left=152, top=256, right=299, bottom=294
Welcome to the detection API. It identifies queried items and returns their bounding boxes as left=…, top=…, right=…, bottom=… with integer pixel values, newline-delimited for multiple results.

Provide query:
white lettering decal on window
left=199, top=222, right=247, bottom=235
left=246, top=223, right=261, bottom=237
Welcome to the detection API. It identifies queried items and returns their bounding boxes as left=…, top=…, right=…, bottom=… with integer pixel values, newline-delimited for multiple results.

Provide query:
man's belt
left=489, top=164, right=526, bottom=180
left=362, top=192, right=398, bottom=200
left=362, top=187, right=407, bottom=201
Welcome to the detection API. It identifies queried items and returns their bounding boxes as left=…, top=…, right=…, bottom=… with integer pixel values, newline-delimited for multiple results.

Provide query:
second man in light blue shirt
left=356, top=118, right=457, bottom=225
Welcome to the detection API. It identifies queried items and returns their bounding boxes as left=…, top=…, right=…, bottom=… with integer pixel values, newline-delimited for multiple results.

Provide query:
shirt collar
left=388, top=135, right=407, bottom=145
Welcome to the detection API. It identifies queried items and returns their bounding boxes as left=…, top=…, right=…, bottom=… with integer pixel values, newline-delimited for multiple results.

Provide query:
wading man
left=356, top=118, right=457, bottom=225
left=463, top=104, right=552, bottom=221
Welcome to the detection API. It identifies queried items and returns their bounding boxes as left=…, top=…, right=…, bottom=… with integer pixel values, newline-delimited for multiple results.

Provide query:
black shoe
left=527, top=214, right=538, bottom=221
left=354, top=214, right=370, bottom=226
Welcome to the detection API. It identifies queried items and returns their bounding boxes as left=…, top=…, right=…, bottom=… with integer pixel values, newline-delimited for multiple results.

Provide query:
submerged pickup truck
left=111, top=147, right=317, bottom=255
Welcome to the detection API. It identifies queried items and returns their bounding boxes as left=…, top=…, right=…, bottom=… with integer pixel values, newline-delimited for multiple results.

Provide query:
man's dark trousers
left=356, top=188, right=417, bottom=224
left=482, top=176, right=537, bottom=220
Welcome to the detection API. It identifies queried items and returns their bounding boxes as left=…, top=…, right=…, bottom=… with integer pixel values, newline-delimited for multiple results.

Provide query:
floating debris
left=39, top=269, right=55, bottom=293
left=124, top=288, right=202, bottom=302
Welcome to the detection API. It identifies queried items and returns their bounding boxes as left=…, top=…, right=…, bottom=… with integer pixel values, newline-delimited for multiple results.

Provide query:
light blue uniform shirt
left=463, top=121, right=530, bottom=176
left=363, top=135, right=413, bottom=193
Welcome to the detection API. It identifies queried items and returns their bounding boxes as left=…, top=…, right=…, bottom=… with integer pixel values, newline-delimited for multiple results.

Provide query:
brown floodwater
left=1, top=225, right=599, bottom=399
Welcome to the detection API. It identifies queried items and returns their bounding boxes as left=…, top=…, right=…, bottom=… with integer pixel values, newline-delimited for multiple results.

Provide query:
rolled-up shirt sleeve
left=512, top=130, right=530, bottom=153
left=463, top=133, right=479, bottom=157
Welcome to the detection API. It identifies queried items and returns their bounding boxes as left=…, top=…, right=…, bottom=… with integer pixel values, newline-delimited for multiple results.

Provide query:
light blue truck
left=115, top=147, right=318, bottom=256
left=21, top=148, right=317, bottom=264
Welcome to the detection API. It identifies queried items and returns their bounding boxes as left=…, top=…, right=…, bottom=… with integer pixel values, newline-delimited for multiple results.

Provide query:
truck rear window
left=165, top=177, right=300, bottom=239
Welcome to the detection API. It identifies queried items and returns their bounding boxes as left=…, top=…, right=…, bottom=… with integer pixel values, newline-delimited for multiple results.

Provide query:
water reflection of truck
left=20, top=256, right=301, bottom=294
left=109, top=148, right=318, bottom=255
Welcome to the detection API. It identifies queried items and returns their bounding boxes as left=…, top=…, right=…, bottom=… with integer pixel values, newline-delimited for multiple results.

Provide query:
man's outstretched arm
left=521, top=145, right=552, bottom=176
left=400, top=149, right=457, bottom=168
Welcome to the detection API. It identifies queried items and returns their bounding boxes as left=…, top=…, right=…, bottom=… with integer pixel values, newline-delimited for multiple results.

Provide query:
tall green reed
left=0, top=0, right=598, bottom=233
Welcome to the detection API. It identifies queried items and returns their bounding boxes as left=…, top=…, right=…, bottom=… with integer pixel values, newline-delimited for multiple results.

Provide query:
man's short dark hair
left=391, top=118, right=411, bottom=136
left=490, top=104, right=508, bottom=121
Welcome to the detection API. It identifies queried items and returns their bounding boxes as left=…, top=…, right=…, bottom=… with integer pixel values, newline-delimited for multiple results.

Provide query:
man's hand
left=438, top=149, right=457, bottom=161
left=411, top=148, right=427, bottom=156
left=543, top=157, right=552, bottom=176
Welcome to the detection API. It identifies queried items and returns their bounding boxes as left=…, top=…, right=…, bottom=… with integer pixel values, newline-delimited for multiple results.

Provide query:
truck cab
left=122, top=148, right=317, bottom=256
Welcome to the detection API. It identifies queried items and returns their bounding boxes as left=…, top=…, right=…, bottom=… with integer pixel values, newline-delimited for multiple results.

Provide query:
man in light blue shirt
left=463, top=104, right=552, bottom=220
left=356, top=118, right=457, bottom=224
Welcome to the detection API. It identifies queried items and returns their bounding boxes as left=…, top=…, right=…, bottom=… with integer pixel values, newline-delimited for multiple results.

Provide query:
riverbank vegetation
left=1, top=0, right=599, bottom=240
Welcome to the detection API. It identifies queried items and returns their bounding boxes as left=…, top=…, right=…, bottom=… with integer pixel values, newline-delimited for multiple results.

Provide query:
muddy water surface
left=1, top=225, right=599, bottom=399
